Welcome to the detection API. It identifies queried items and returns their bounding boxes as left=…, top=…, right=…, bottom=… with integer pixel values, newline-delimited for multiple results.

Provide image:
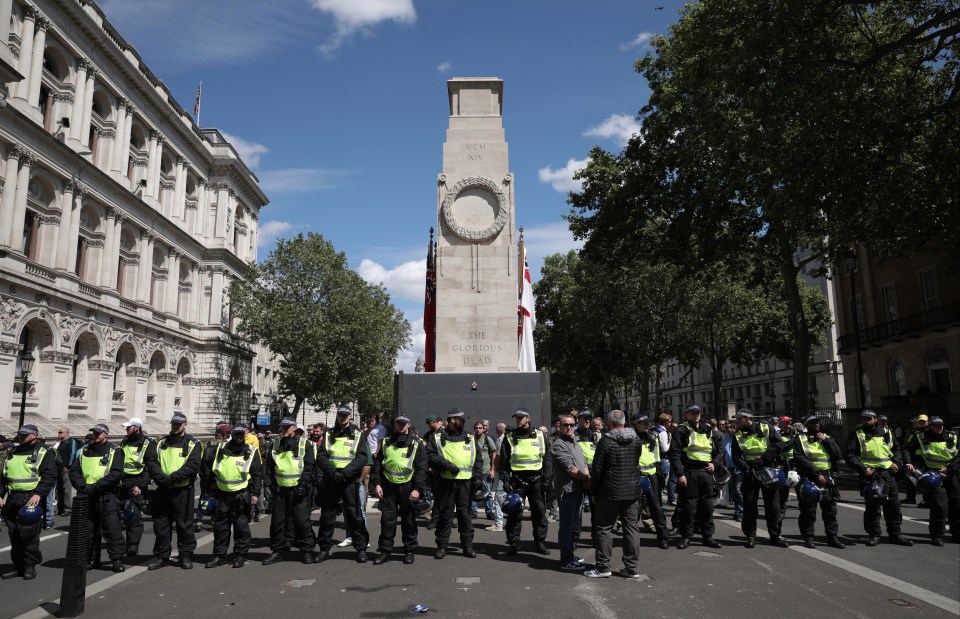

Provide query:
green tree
left=229, top=233, right=410, bottom=417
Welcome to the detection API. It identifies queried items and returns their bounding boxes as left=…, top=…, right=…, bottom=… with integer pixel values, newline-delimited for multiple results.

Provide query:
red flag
left=423, top=228, right=436, bottom=372
left=518, top=243, right=537, bottom=371
left=192, top=81, right=202, bottom=123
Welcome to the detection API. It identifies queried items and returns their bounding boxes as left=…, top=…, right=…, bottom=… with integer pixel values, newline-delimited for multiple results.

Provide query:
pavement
left=1, top=489, right=958, bottom=619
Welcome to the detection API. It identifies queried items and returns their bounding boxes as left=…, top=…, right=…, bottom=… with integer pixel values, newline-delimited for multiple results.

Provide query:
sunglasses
left=561, top=423, right=577, bottom=428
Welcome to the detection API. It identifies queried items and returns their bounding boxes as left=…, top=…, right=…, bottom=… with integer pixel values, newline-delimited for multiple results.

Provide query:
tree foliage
left=228, top=233, right=410, bottom=415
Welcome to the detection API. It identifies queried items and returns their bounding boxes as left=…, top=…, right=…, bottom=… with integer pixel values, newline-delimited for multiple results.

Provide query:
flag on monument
left=193, top=81, right=202, bottom=124
left=423, top=230, right=436, bottom=372
left=518, top=245, right=536, bottom=372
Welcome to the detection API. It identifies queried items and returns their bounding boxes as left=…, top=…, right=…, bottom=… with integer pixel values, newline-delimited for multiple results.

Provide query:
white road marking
left=717, top=518, right=959, bottom=615
left=0, top=532, right=66, bottom=553
left=836, top=501, right=930, bottom=525
left=14, top=533, right=215, bottom=619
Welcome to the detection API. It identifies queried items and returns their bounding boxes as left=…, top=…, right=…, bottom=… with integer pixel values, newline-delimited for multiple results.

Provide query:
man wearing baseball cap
left=668, top=404, right=723, bottom=549
left=118, top=418, right=153, bottom=557
left=205, top=425, right=262, bottom=568
left=422, top=414, right=444, bottom=530
left=793, top=416, right=845, bottom=549
left=316, top=405, right=370, bottom=563
left=145, top=413, right=202, bottom=570
left=262, top=417, right=319, bottom=565
left=69, top=424, right=127, bottom=572
left=1, top=424, right=57, bottom=580
left=845, top=410, right=913, bottom=546
left=732, top=408, right=788, bottom=549
left=904, top=416, right=959, bottom=545
left=425, top=408, right=482, bottom=559
left=370, top=413, right=428, bottom=565
left=501, top=407, right=552, bottom=556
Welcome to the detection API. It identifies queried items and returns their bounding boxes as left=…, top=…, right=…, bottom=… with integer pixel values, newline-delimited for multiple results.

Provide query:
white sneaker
left=337, top=538, right=353, bottom=547
left=486, top=525, right=503, bottom=532
left=584, top=568, right=611, bottom=578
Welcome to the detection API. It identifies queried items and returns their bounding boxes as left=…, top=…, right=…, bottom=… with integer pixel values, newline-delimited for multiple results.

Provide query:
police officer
left=205, top=425, right=262, bottom=568
left=118, top=417, right=152, bottom=557
left=632, top=413, right=670, bottom=549
left=69, top=424, right=126, bottom=572
left=316, top=405, right=370, bottom=563
left=845, top=409, right=913, bottom=547
left=422, top=415, right=444, bottom=530
left=426, top=408, right=482, bottom=559
left=145, top=413, right=202, bottom=570
left=904, top=416, right=960, bottom=546
left=262, top=417, right=319, bottom=565
left=792, top=416, right=845, bottom=549
left=732, top=408, right=788, bottom=548
left=371, top=414, right=428, bottom=564
left=668, top=404, right=723, bottom=550
left=1, top=424, right=56, bottom=580
left=500, top=408, right=552, bottom=556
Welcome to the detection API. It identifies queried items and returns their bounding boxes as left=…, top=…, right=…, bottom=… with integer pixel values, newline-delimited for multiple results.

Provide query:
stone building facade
left=0, top=0, right=267, bottom=435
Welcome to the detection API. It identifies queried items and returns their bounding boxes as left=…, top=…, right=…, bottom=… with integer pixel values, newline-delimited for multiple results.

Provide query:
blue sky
left=99, top=0, right=685, bottom=368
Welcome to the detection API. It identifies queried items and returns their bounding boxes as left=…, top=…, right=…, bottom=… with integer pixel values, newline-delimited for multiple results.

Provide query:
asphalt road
left=2, top=487, right=958, bottom=619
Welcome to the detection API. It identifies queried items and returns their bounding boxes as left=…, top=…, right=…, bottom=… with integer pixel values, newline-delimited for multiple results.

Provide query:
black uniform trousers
left=678, top=467, right=716, bottom=539
left=88, top=492, right=126, bottom=562
left=925, top=473, right=960, bottom=538
left=798, top=486, right=839, bottom=538
left=377, top=480, right=419, bottom=553
left=434, top=477, right=474, bottom=550
left=269, top=486, right=316, bottom=553
left=118, top=482, right=144, bottom=549
left=640, top=474, right=669, bottom=539
left=2, top=492, right=41, bottom=571
left=863, top=470, right=903, bottom=537
left=212, top=489, right=252, bottom=557
left=740, top=472, right=783, bottom=538
left=151, top=485, right=197, bottom=560
left=317, top=479, right=368, bottom=551
left=506, top=475, right=548, bottom=545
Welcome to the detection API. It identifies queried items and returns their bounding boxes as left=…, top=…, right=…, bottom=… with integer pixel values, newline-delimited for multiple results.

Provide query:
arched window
left=75, top=204, right=103, bottom=282
left=890, top=361, right=906, bottom=396
left=926, top=348, right=953, bottom=395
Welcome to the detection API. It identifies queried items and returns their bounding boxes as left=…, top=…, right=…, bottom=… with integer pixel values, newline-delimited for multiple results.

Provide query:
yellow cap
left=917, top=414, right=929, bottom=422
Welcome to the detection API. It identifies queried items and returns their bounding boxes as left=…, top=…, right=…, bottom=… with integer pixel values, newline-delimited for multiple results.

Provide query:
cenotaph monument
left=395, top=78, right=550, bottom=426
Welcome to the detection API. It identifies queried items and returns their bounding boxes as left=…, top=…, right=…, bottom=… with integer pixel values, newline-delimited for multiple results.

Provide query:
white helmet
left=786, top=470, right=801, bottom=488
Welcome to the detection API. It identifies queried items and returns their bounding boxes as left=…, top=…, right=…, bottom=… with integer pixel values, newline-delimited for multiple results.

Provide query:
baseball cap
left=336, top=405, right=351, bottom=415
left=878, top=414, right=888, bottom=422
left=446, top=408, right=465, bottom=419
left=279, top=417, right=297, bottom=427
left=685, top=404, right=701, bottom=414
left=170, top=413, right=188, bottom=424
left=296, top=424, right=305, bottom=432
left=122, top=417, right=144, bottom=428
left=632, top=413, right=650, bottom=424
left=778, top=416, right=793, bottom=423
left=215, top=424, right=232, bottom=437
left=89, top=424, right=108, bottom=435
left=735, top=409, right=753, bottom=419
left=231, top=425, right=247, bottom=434
left=395, top=414, right=410, bottom=424
left=860, top=410, right=877, bottom=419
left=804, top=416, right=820, bottom=425
left=917, top=414, right=929, bottom=422
left=512, top=408, right=530, bottom=418
left=577, top=410, right=592, bottom=419
left=929, top=416, right=944, bottom=425
left=17, top=424, right=39, bottom=435
left=425, top=415, right=439, bottom=423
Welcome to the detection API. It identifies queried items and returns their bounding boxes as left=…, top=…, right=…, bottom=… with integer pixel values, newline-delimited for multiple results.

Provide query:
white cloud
left=258, top=168, right=356, bottom=195
left=619, top=31, right=654, bottom=52
left=311, top=0, right=417, bottom=54
left=220, top=131, right=270, bottom=170
left=538, top=157, right=589, bottom=193
left=258, top=220, right=305, bottom=248
left=521, top=221, right=583, bottom=273
left=584, top=113, right=641, bottom=147
left=436, top=61, right=452, bottom=73
left=357, top=258, right=425, bottom=303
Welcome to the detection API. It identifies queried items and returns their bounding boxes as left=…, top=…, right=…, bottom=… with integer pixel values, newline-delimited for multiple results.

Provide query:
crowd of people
left=0, top=403, right=956, bottom=581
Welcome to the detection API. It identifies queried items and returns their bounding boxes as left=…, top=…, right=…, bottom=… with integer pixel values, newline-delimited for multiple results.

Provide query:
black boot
left=745, top=537, right=756, bottom=549
left=23, top=565, right=36, bottom=580
left=373, top=552, right=391, bottom=565
left=770, top=536, right=789, bottom=548
left=889, top=536, right=913, bottom=547
left=262, top=551, right=283, bottom=565
left=232, top=556, right=246, bottom=568
left=434, top=548, right=447, bottom=560
left=803, top=537, right=816, bottom=549
left=463, top=547, right=477, bottom=558
left=112, top=560, right=125, bottom=573
left=677, top=538, right=690, bottom=550
left=827, top=536, right=846, bottom=549
left=314, top=549, right=331, bottom=562
left=205, top=556, right=228, bottom=568
left=147, top=557, right=167, bottom=570
left=534, top=542, right=550, bottom=555
left=702, top=538, right=722, bottom=549
left=356, top=550, right=368, bottom=563
left=403, top=552, right=415, bottom=564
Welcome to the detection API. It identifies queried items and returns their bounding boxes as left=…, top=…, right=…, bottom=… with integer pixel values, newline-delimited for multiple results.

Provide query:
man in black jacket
left=1, top=425, right=57, bottom=580
left=904, top=416, right=960, bottom=546
left=425, top=408, right=482, bottom=559
left=792, top=416, right=845, bottom=549
left=118, top=418, right=153, bottom=557
left=316, top=405, right=370, bottom=562
left=500, top=408, right=553, bottom=557
left=69, top=424, right=126, bottom=572
left=54, top=428, right=82, bottom=516
left=584, top=410, right=642, bottom=578
left=204, top=425, right=263, bottom=568
left=370, top=414, right=428, bottom=564
left=668, top=404, right=723, bottom=550
left=732, top=409, right=788, bottom=548
left=262, top=417, right=318, bottom=565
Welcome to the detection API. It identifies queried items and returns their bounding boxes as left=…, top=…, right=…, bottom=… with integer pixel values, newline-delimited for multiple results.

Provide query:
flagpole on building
left=193, top=81, right=202, bottom=127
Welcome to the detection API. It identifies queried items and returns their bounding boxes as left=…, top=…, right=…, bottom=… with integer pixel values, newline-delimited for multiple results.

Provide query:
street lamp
left=845, top=253, right=866, bottom=409
left=18, top=346, right=35, bottom=429
left=249, top=393, right=259, bottom=428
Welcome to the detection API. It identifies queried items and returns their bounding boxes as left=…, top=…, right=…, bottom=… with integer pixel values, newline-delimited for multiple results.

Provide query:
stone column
left=108, top=212, right=122, bottom=287
left=189, top=262, right=200, bottom=323
left=26, top=17, right=49, bottom=107
left=99, top=209, right=117, bottom=286
left=10, top=149, right=34, bottom=250
left=137, top=232, right=153, bottom=302
left=0, top=2, right=14, bottom=62
left=250, top=217, right=258, bottom=262
left=98, top=128, right=116, bottom=174
left=38, top=213, right=59, bottom=267
left=0, top=144, right=23, bottom=247
left=119, top=104, right=135, bottom=183
left=144, top=131, right=158, bottom=200
left=0, top=343, right=20, bottom=421
left=110, top=99, right=128, bottom=174
left=68, top=59, right=90, bottom=145
left=79, top=68, right=98, bottom=150
left=86, top=238, right=103, bottom=286
left=214, top=184, right=229, bottom=239
left=14, top=6, right=36, bottom=101
left=173, top=157, right=186, bottom=220
left=210, top=267, right=225, bottom=325
left=194, top=180, right=208, bottom=238
left=151, top=136, right=165, bottom=207
left=54, top=179, right=76, bottom=270
left=166, top=249, right=180, bottom=315
left=65, top=184, right=84, bottom=273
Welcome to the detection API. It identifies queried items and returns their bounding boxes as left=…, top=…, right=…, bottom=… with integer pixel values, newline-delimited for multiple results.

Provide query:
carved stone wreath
left=441, top=176, right=508, bottom=242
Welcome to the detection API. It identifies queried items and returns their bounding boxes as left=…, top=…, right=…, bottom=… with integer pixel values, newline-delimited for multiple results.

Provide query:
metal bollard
left=59, top=493, right=90, bottom=617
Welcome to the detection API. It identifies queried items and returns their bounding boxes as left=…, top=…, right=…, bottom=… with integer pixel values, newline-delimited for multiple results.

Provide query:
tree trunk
left=638, top=364, right=651, bottom=415
left=711, top=352, right=727, bottom=421
left=654, top=365, right=665, bottom=414
left=777, top=239, right=811, bottom=420
left=293, top=395, right=303, bottom=415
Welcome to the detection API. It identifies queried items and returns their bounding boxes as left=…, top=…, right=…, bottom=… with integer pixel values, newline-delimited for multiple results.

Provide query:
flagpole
left=194, top=81, right=202, bottom=127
